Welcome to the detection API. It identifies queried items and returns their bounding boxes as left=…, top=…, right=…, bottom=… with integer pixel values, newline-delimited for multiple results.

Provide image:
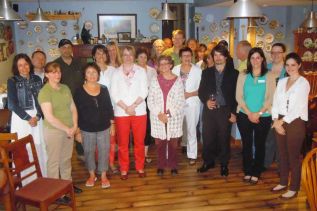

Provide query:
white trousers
left=182, top=104, right=200, bottom=159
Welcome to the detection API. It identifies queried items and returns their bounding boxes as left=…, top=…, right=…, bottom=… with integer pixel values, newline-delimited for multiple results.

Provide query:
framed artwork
left=97, top=14, right=137, bottom=39
left=117, top=32, right=131, bottom=43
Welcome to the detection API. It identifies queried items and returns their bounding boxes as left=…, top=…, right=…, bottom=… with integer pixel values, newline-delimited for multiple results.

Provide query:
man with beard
left=197, top=44, right=238, bottom=176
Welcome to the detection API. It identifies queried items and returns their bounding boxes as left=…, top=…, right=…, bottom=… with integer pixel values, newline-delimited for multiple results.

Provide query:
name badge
left=258, top=79, right=266, bottom=83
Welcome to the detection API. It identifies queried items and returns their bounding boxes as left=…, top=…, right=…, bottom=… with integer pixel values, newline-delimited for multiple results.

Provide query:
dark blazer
left=198, top=64, right=239, bottom=114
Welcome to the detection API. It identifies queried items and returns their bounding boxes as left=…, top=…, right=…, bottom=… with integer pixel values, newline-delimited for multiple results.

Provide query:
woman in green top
left=236, top=48, right=276, bottom=184
left=38, top=62, right=78, bottom=202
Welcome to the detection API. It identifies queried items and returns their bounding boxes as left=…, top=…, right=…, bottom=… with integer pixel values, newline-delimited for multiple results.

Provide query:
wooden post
left=229, top=19, right=235, bottom=56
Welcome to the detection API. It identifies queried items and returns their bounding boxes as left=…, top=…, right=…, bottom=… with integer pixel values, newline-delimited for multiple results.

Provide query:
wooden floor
left=32, top=141, right=309, bottom=210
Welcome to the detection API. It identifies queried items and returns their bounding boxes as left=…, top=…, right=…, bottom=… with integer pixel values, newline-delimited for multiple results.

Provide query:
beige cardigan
left=236, top=71, right=276, bottom=114
left=147, top=76, right=185, bottom=140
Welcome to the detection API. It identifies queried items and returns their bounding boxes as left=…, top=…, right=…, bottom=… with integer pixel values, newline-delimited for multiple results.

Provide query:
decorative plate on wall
left=269, top=20, right=279, bottom=30
left=314, top=52, right=317, bottom=62
left=302, top=51, right=313, bottom=61
left=36, top=36, right=44, bottom=43
left=275, top=31, right=285, bottom=41
left=34, top=25, right=42, bottom=33
left=265, top=44, right=272, bottom=52
left=27, top=41, right=34, bottom=48
left=149, top=23, right=160, bottom=34
left=150, top=35, right=159, bottom=40
left=26, top=30, right=32, bottom=36
left=61, top=20, right=67, bottom=27
left=220, top=19, right=229, bottom=28
left=256, top=40, right=264, bottom=48
left=48, top=48, right=60, bottom=57
left=46, top=22, right=57, bottom=34
left=149, top=7, right=160, bottom=19
left=256, top=27, right=265, bottom=36
left=60, top=30, right=67, bottom=37
left=264, top=33, right=274, bottom=44
left=84, top=20, right=93, bottom=30
left=48, top=36, right=58, bottom=46
left=258, top=15, right=268, bottom=25
left=304, top=38, right=313, bottom=48
left=209, top=22, right=218, bottom=33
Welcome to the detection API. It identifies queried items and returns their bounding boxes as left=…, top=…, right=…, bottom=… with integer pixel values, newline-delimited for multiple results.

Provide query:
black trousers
left=237, top=112, right=271, bottom=177
left=202, top=106, right=231, bottom=166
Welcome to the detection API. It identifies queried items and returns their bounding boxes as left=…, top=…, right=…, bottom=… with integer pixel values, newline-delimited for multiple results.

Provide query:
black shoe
left=171, top=169, right=178, bottom=176
left=182, top=146, right=187, bottom=154
left=197, top=162, right=215, bottom=173
left=157, top=169, right=164, bottom=176
left=55, top=196, right=71, bottom=205
left=73, top=185, right=83, bottom=194
left=220, top=165, right=229, bottom=176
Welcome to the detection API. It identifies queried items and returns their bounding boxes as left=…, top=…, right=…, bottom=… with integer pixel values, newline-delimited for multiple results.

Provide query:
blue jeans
left=81, top=129, right=110, bottom=172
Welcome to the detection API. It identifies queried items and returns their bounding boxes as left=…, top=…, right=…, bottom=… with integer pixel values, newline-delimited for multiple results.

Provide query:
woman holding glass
left=271, top=53, right=310, bottom=199
left=236, top=47, right=276, bottom=184
left=74, top=63, right=115, bottom=188
left=110, top=46, right=148, bottom=180
left=148, top=55, right=185, bottom=175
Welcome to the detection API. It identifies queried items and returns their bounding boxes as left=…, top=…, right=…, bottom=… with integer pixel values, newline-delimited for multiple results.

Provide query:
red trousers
left=115, top=115, right=147, bottom=172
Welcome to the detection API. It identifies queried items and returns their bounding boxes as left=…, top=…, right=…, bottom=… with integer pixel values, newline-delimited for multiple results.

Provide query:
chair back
left=0, top=133, right=17, bottom=146
left=0, top=135, right=42, bottom=189
left=302, top=147, right=317, bottom=210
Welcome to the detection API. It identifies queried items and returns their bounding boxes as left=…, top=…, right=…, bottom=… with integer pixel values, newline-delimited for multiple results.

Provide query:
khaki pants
left=44, top=127, right=74, bottom=180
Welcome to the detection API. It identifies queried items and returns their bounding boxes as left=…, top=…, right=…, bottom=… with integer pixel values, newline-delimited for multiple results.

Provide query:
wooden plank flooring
left=30, top=141, right=309, bottom=210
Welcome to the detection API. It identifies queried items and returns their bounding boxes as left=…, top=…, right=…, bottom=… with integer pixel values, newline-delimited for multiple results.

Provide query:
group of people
left=7, top=29, right=310, bottom=202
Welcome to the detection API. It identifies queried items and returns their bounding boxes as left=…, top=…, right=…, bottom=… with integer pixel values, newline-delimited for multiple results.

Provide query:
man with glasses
left=264, top=42, right=287, bottom=170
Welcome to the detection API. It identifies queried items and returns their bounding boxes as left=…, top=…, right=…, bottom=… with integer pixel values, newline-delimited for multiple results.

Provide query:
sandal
left=85, top=177, right=97, bottom=187
left=101, top=178, right=111, bottom=189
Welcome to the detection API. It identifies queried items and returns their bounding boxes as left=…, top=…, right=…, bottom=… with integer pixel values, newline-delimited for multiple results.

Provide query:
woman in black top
left=74, top=63, right=114, bottom=189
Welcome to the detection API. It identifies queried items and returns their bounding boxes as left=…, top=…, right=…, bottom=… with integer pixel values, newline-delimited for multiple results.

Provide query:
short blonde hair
left=172, top=29, right=185, bottom=38
left=121, top=45, right=136, bottom=58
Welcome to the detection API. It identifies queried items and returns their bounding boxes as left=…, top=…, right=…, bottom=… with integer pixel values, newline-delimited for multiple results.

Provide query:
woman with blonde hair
left=107, top=41, right=122, bottom=68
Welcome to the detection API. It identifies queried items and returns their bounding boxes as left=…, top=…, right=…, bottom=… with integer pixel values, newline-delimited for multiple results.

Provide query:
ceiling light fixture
left=156, top=0, right=176, bottom=21
left=226, top=0, right=263, bottom=19
left=31, top=0, right=50, bottom=22
left=0, top=0, right=22, bottom=21
left=300, top=0, right=317, bottom=29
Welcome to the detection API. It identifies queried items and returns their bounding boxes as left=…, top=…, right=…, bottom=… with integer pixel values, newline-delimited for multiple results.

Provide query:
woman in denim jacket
left=7, top=53, right=47, bottom=180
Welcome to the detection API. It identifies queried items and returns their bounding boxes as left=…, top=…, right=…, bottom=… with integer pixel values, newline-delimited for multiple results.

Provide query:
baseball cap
left=58, top=39, right=73, bottom=48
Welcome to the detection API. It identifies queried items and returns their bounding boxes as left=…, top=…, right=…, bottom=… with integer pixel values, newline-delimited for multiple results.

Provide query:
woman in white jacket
left=148, top=55, right=185, bottom=176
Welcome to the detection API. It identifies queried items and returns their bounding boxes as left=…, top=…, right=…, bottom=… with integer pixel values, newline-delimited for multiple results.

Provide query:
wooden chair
left=0, top=133, right=17, bottom=146
left=0, top=135, right=77, bottom=211
left=302, top=147, right=317, bottom=210
left=0, top=109, right=11, bottom=133
left=0, top=168, right=12, bottom=211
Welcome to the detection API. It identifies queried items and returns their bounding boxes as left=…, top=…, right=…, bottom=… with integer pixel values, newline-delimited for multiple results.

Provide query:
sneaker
left=85, top=177, right=97, bottom=187
left=101, top=178, right=111, bottom=189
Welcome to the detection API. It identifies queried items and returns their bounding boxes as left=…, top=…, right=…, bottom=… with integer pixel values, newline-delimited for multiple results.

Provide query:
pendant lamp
left=226, top=0, right=262, bottom=19
left=0, top=0, right=22, bottom=21
left=31, top=0, right=50, bottom=22
left=156, top=0, right=176, bottom=21
left=300, top=0, right=317, bottom=29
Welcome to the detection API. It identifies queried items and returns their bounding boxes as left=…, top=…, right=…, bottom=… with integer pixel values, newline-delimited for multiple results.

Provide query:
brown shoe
left=120, top=172, right=128, bottom=180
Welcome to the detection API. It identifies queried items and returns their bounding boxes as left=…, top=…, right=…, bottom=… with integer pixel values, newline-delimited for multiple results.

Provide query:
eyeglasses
left=270, top=51, right=284, bottom=55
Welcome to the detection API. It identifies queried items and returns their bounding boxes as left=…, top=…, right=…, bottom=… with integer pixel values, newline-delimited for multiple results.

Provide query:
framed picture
left=117, top=32, right=131, bottom=43
left=97, top=14, right=137, bottom=39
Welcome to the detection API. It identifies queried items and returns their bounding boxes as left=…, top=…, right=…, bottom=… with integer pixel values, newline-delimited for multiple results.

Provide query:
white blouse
left=98, top=66, right=116, bottom=88
left=110, top=64, right=148, bottom=117
left=172, top=64, right=202, bottom=107
left=272, top=76, right=310, bottom=123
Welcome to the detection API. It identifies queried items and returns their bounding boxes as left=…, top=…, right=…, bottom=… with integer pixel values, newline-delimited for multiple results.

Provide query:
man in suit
left=197, top=44, right=238, bottom=176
